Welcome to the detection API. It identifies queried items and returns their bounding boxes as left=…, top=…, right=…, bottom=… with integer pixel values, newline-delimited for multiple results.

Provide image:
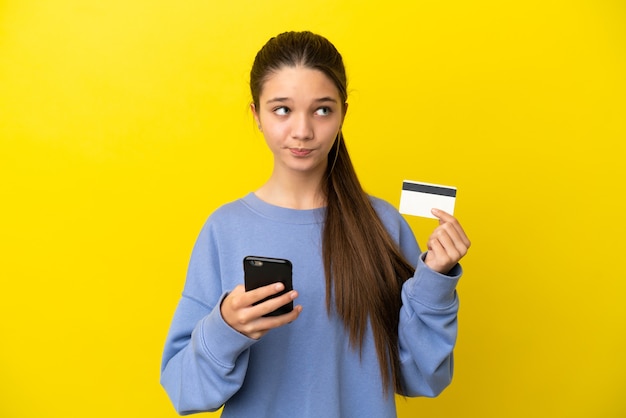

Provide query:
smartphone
left=243, top=256, right=293, bottom=317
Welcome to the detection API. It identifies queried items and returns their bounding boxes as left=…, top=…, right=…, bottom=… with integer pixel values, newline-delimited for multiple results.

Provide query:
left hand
left=424, top=208, right=471, bottom=274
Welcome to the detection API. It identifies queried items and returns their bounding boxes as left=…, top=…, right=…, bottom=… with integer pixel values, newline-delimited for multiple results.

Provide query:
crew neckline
left=241, top=192, right=326, bottom=225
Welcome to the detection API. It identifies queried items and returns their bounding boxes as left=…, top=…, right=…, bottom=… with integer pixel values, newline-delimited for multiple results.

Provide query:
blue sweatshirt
left=161, top=193, right=461, bottom=417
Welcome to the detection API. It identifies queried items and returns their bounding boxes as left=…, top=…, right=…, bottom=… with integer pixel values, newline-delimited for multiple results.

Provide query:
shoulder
left=189, top=196, right=254, bottom=249
left=203, top=194, right=255, bottom=227
left=368, top=195, right=403, bottom=225
left=367, top=195, right=405, bottom=236
left=368, top=194, right=421, bottom=263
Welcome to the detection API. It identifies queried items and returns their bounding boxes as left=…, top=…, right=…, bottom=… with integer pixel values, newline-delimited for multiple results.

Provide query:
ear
left=250, top=103, right=262, bottom=131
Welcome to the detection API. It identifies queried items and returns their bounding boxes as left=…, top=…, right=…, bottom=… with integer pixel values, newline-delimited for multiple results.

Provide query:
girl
left=161, top=31, right=470, bottom=418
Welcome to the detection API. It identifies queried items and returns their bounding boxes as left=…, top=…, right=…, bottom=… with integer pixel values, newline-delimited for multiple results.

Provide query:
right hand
left=220, top=283, right=302, bottom=340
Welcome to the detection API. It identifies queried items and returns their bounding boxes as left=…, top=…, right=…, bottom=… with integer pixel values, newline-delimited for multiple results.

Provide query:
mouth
left=289, top=148, right=313, bottom=157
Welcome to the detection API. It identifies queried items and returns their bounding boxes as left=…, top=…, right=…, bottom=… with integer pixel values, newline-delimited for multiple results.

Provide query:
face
left=251, top=66, right=346, bottom=179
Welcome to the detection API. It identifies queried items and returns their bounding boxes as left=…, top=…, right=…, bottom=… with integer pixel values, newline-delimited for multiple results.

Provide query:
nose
left=290, top=113, right=313, bottom=140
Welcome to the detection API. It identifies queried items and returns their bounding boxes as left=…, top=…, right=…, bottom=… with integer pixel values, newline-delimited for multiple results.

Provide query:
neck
left=256, top=168, right=327, bottom=210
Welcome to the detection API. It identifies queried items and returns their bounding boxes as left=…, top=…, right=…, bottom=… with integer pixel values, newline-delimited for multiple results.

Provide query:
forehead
left=259, top=66, right=341, bottom=102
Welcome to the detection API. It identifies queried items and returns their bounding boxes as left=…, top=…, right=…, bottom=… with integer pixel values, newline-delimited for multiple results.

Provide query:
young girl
left=161, top=31, right=470, bottom=418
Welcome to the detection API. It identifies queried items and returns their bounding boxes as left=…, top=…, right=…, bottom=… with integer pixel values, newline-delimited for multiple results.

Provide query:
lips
left=289, top=148, right=313, bottom=157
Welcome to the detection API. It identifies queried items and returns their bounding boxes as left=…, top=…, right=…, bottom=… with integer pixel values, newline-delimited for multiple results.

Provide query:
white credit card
left=399, top=180, right=457, bottom=219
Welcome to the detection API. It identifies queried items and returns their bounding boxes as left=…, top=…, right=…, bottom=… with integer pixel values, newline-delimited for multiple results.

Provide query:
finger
left=246, top=304, right=303, bottom=340
left=431, top=227, right=463, bottom=263
left=438, top=223, right=470, bottom=257
left=227, top=282, right=287, bottom=318
left=446, top=218, right=471, bottom=249
left=244, top=282, right=287, bottom=306
left=257, top=304, right=303, bottom=329
left=425, top=237, right=451, bottom=273
left=431, top=209, right=471, bottom=249
left=250, top=290, right=299, bottom=318
left=225, top=284, right=251, bottom=310
left=431, top=208, right=453, bottom=223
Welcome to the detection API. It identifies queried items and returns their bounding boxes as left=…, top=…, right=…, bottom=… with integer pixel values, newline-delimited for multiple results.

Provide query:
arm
left=395, top=209, right=469, bottom=397
left=159, top=221, right=256, bottom=414
left=160, top=295, right=256, bottom=414
left=398, top=256, right=461, bottom=397
left=159, top=217, right=303, bottom=414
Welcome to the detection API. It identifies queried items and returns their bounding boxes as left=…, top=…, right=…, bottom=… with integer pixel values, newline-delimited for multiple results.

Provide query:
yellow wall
left=1, top=1, right=625, bottom=417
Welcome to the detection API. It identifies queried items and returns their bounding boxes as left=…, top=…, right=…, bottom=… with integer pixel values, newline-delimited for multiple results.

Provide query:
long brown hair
left=250, top=31, right=415, bottom=395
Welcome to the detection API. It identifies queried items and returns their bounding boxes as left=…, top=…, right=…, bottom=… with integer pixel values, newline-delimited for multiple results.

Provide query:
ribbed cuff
left=404, top=253, right=462, bottom=309
left=197, top=292, right=257, bottom=369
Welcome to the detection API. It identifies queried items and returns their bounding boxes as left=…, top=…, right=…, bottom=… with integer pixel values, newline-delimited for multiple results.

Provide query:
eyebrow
left=265, top=96, right=339, bottom=105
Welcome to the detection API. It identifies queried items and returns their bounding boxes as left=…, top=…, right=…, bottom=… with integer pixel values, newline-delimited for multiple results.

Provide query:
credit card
left=399, top=180, right=456, bottom=219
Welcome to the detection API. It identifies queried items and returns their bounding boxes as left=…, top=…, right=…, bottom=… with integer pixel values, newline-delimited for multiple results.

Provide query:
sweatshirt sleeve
left=396, top=217, right=462, bottom=397
left=160, top=220, right=257, bottom=414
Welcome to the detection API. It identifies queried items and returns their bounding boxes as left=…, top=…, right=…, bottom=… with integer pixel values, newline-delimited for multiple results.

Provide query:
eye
left=273, top=106, right=290, bottom=116
left=315, top=106, right=332, bottom=116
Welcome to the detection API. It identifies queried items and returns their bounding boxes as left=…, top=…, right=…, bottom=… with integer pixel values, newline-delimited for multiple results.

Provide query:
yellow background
left=1, top=1, right=625, bottom=417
